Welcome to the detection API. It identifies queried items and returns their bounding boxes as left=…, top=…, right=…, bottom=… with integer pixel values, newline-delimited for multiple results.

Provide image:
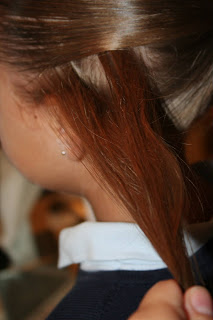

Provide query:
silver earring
left=57, top=127, right=68, bottom=156
left=56, top=137, right=66, bottom=156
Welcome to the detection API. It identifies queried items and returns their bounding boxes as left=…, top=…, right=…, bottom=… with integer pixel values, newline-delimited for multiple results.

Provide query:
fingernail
left=187, top=286, right=213, bottom=316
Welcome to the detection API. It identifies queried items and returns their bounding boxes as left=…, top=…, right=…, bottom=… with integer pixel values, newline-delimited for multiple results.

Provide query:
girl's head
left=0, top=0, right=213, bottom=290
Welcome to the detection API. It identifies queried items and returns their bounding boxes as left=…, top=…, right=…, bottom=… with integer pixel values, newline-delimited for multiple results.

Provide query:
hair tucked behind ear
left=0, top=0, right=213, bottom=290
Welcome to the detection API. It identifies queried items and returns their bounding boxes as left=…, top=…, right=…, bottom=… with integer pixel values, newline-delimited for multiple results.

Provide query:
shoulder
left=46, top=268, right=172, bottom=320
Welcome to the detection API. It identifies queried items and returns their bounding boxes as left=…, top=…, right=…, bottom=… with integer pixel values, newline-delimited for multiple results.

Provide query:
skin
left=128, top=280, right=213, bottom=320
left=0, top=65, right=134, bottom=223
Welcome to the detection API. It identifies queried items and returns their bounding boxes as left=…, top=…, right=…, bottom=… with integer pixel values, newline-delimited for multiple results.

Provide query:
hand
left=128, top=280, right=213, bottom=320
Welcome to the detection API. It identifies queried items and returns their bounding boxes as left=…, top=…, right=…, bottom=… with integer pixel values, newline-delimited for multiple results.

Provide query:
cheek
left=0, top=105, right=45, bottom=182
left=0, top=98, right=76, bottom=192
left=0, top=90, right=54, bottom=186
left=0, top=70, right=80, bottom=193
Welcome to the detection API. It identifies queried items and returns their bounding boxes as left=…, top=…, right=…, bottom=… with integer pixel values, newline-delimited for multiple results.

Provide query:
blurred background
left=0, top=106, right=213, bottom=319
left=0, top=150, right=95, bottom=320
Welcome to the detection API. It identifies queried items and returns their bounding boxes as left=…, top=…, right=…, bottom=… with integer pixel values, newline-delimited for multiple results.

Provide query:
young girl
left=0, top=1, right=213, bottom=319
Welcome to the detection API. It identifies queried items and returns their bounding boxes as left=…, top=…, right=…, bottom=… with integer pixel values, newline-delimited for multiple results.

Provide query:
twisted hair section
left=0, top=0, right=213, bottom=289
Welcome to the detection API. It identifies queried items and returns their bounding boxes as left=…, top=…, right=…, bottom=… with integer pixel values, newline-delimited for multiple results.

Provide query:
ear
left=38, top=94, right=86, bottom=161
left=56, top=126, right=85, bottom=161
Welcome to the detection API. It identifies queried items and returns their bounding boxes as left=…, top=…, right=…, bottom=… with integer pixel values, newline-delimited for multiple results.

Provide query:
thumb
left=184, top=286, right=213, bottom=320
left=128, top=279, right=186, bottom=320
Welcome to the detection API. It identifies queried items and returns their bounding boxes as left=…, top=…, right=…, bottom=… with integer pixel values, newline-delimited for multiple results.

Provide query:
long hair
left=0, top=0, right=213, bottom=290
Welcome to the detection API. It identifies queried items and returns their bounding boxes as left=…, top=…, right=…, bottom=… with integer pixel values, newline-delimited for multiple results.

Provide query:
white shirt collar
left=58, top=220, right=213, bottom=272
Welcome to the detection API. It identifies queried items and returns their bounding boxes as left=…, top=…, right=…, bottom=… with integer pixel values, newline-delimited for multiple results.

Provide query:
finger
left=184, top=286, right=213, bottom=320
left=128, top=279, right=186, bottom=320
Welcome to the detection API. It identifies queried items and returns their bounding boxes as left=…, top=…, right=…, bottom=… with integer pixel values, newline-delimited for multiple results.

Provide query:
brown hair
left=0, top=0, right=213, bottom=290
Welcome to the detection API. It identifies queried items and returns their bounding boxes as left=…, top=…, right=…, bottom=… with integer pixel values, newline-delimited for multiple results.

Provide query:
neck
left=85, top=182, right=135, bottom=223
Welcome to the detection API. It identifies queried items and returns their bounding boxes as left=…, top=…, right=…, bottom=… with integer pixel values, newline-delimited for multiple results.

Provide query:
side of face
left=0, top=66, right=88, bottom=193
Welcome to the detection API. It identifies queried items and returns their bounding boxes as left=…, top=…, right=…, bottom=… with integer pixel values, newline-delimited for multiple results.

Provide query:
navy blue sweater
left=47, top=237, right=213, bottom=320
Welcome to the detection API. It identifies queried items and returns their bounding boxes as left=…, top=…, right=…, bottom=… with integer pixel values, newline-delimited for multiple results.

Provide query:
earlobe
left=42, top=96, right=85, bottom=161
left=56, top=127, right=85, bottom=161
